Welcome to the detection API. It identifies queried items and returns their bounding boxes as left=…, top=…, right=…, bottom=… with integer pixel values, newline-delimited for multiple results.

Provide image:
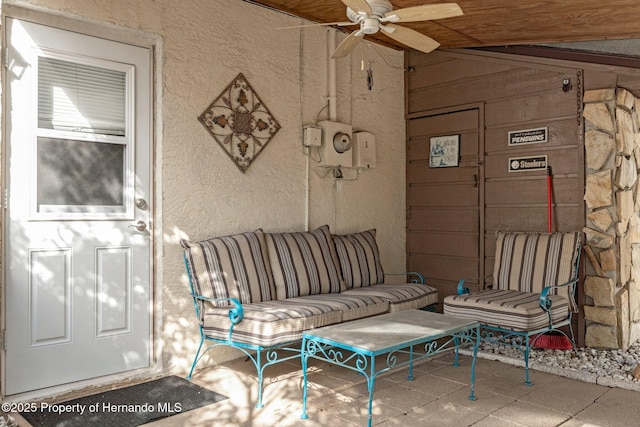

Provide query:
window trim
left=30, top=48, right=136, bottom=221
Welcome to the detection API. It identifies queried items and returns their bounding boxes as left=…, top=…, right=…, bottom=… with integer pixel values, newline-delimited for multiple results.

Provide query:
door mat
left=20, top=376, right=227, bottom=427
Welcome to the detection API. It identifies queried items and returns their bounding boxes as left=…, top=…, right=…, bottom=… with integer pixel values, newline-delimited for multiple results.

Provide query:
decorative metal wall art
left=198, top=73, right=281, bottom=172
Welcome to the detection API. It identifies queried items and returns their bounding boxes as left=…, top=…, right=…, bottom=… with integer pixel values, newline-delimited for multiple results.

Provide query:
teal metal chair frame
left=453, top=242, right=582, bottom=386
left=184, top=255, right=300, bottom=408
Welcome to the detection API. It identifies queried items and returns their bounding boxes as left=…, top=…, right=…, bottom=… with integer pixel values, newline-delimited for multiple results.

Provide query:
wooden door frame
left=406, top=102, right=486, bottom=291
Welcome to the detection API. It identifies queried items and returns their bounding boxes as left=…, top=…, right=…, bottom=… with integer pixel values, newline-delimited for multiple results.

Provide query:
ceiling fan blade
left=381, top=24, right=440, bottom=54
left=276, top=21, right=355, bottom=30
left=332, top=30, right=364, bottom=58
left=341, top=0, right=372, bottom=15
left=384, top=3, right=463, bottom=23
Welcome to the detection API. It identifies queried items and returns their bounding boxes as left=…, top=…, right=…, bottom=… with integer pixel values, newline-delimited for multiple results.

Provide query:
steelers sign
left=508, top=155, right=547, bottom=172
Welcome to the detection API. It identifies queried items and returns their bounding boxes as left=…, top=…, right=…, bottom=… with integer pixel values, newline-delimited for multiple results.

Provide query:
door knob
left=128, top=220, right=148, bottom=232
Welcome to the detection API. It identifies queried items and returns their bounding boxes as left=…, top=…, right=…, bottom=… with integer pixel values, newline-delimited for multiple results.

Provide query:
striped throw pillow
left=266, top=225, right=345, bottom=299
left=333, top=229, right=384, bottom=288
left=181, top=229, right=275, bottom=309
left=493, top=231, right=581, bottom=309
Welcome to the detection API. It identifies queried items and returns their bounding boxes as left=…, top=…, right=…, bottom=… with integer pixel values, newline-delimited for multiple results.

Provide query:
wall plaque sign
left=199, top=73, right=281, bottom=173
left=429, top=135, right=459, bottom=168
left=509, top=155, right=548, bottom=172
left=508, top=127, right=547, bottom=146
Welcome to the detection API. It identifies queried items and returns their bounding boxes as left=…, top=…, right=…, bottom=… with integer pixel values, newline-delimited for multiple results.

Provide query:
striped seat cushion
left=333, top=229, right=384, bottom=288
left=181, top=230, right=275, bottom=312
left=203, top=294, right=388, bottom=347
left=266, top=225, right=345, bottom=299
left=494, top=231, right=581, bottom=311
left=292, top=293, right=390, bottom=322
left=342, top=283, right=438, bottom=312
left=202, top=301, right=342, bottom=347
left=443, top=289, right=569, bottom=331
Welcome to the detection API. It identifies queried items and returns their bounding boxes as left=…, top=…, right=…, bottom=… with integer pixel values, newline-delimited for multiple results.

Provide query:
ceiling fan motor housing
left=346, top=0, right=393, bottom=22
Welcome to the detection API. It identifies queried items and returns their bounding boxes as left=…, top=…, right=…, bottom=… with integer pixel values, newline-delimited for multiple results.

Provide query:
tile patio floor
left=144, top=351, right=640, bottom=427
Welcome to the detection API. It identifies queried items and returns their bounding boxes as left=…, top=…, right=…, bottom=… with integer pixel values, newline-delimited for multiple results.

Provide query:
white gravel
left=465, top=340, right=640, bottom=392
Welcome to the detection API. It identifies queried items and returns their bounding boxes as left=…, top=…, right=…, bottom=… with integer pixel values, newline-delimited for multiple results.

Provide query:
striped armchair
left=443, top=231, right=582, bottom=385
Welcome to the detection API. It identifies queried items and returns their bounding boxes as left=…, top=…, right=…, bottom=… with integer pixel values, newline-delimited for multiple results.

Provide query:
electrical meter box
left=318, top=120, right=353, bottom=167
left=303, top=125, right=322, bottom=147
left=352, top=131, right=376, bottom=168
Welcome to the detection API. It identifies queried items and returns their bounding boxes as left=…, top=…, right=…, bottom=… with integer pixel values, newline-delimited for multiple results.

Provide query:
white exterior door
left=4, top=18, right=152, bottom=395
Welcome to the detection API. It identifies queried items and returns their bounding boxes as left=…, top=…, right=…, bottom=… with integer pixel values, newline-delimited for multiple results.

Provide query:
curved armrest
left=457, top=275, right=492, bottom=295
left=457, top=279, right=470, bottom=295
left=385, top=272, right=425, bottom=284
left=192, top=294, right=215, bottom=303
left=192, top=296, right=245, bottom=341
left=539, top=287, right=553, bottom=311
left=192, top=295, right=244, bottom=322
left=539, top=277, right=579, bottom=313
left=219, top=297, right=245, bottom=324
left=543, top=277, right=579, bottom=291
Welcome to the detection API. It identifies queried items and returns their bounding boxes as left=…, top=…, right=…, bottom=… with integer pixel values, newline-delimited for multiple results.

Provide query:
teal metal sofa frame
left=184, top=252, right=429, bottom=408
left=184, top=278, right=301, bottom=408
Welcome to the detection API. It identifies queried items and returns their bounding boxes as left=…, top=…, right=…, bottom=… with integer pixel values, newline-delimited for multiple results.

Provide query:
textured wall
left=5, top=0, right=405, bottom=373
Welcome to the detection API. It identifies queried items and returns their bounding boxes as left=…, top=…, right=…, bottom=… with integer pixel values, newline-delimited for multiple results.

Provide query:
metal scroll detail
left=198, top=73, right=281, bottom=173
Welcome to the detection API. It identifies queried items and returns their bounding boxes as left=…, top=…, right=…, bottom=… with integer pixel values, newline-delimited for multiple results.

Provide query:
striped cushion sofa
left=181, top=225, right=437, bottom=408
left=443, top=231, right=582, bottom=385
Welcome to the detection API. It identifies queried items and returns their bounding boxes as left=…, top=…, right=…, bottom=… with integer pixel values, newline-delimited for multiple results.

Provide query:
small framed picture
left=429, top=135, right=459, bottom=168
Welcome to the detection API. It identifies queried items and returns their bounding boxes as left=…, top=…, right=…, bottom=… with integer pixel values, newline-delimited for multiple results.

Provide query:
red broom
left=530, top=331, right=574, bottom=350
left=547, top=166, right=553, bottom=234
left=530, top=166, right=574, bottom=350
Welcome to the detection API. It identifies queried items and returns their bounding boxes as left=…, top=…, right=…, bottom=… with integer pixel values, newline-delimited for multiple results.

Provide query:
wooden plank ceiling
left=249, top=0, right=640, bottom=51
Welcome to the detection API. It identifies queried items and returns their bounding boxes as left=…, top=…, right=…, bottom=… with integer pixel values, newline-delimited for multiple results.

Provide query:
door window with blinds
left=34, top=53, right=134, bottom=219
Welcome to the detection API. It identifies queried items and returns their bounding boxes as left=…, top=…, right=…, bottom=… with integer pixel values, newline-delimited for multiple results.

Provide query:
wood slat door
left=407, top=108, right=482, bottom=310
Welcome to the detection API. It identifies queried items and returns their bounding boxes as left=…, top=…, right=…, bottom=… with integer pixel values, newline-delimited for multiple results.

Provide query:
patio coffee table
left=300, top=309, right=479, bottom=427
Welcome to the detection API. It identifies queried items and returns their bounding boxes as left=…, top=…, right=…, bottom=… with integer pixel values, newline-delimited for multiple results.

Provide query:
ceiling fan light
left=361, top=18, right=381, bottom=34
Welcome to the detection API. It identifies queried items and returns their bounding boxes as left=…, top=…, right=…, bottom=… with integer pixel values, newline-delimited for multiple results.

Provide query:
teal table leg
left=301, top=337, right=309, bottom=420
left=408, top=344, right=414, bottom=381
left=366, top=355, right=375, bottom=427
left=255, top=350, right=264, bottom=408
left=453, top=336, right=460, bottom=367
left=469, top=324, right=479, bottom=401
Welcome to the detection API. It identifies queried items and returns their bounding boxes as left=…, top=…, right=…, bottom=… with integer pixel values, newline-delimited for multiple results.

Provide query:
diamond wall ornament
left=198, top=73, right=281, bottom=172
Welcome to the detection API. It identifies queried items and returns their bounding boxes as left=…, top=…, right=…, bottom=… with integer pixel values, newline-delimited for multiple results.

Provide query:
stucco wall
left=4, top=0, right=406, bottom=375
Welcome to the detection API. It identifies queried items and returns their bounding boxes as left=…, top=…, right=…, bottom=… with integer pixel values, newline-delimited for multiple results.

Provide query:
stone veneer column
left=583, top=87, right=640, bottom=350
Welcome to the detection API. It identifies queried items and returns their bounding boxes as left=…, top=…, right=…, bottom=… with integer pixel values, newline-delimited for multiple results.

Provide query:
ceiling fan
left=332, top=0, right=463, bottom=58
